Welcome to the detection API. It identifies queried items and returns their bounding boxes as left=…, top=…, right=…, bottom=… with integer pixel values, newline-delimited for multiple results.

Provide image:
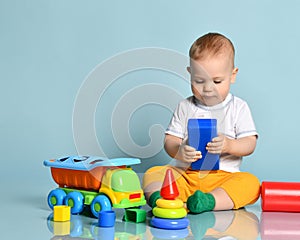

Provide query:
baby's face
left=189, top=54, right=237, bottom=106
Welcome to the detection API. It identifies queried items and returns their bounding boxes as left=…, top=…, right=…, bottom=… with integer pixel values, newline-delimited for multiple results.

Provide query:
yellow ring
left=156, top=199, right=184, bottom=209
left=152, top=207, right=187, bottom=219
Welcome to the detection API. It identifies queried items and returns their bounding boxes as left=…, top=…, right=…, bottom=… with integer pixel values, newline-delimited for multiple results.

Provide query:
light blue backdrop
left=1, top=0, right=300, bottom=189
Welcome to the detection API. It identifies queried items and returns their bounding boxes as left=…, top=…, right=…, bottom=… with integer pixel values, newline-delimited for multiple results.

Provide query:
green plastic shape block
left=124, top=208, right=146, bottom=223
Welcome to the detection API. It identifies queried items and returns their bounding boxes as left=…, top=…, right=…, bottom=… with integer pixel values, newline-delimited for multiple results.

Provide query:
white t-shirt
left=165, top=93, right=258, bottom=172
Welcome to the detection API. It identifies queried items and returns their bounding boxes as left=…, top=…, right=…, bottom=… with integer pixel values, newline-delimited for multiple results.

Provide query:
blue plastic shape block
left=98, top=210, right=116, bottom=228
left=188, top=119, right=219, bottom=170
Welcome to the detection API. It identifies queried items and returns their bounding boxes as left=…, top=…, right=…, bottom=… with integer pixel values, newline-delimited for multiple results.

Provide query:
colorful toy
left=261, top=181, right=300, bottom=212
left=123, top=208, right=146, bottom=223
left=44, top=156, right=146, bottom=218
left=98, top=210, right=116, bottom=227
left=53, top=205, right=71, bottom=222
left=188, top=118, right=219, bottom=170
left=150, top=169, right=189, bottom=230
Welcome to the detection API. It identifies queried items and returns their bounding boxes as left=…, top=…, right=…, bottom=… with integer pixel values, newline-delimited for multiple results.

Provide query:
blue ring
left=150, top=217, right=189, bottom=230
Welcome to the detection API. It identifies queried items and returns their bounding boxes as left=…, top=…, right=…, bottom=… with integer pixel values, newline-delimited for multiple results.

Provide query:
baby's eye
left=214, top=80, right=222, bottom=84
left=193, top=79, right=205, bottom=84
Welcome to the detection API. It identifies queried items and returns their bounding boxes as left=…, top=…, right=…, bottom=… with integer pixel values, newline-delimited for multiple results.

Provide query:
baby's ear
left=187, top=66, right=191, bottom=73
left=231, top=67, right=238, bottom=83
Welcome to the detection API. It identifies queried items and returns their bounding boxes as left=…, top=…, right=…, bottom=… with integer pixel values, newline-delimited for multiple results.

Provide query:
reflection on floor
left=260, top=212, right=300, bottom=239
left=46, top=205, right=300, bottom=239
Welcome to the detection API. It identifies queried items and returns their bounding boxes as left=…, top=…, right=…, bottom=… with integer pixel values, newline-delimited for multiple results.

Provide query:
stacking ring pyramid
left=150, top=169, right=189, bottom=230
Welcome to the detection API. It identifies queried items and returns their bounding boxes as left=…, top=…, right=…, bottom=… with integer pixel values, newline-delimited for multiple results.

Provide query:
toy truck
left=44, top=156, right=146, bottom=218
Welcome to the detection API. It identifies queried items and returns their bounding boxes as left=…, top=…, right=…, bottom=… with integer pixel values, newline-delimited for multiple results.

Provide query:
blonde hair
left=189, top=33, right=235, bottom=68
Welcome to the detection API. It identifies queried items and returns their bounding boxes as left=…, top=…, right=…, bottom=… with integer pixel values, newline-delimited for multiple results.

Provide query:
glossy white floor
left=3, top=179, right=300, bottom=240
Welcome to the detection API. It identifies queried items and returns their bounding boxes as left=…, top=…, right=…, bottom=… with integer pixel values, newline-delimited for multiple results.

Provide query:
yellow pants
left=142, top=165, right=260, bottom=209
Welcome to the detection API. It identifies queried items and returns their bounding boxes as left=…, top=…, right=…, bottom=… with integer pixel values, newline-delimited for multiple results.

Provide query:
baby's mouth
left=202, top=94, right=216, bottom=98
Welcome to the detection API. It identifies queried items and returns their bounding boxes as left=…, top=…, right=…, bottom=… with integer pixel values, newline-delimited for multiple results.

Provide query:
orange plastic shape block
left=50, top=166, right=119, bottom=191
left=160, top=169, right=179, bottom=200
left=53, top=205, right=71, bottom=222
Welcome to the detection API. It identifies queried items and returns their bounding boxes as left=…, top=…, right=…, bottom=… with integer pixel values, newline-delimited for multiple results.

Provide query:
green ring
left=152, top=207, right=187, bottom=219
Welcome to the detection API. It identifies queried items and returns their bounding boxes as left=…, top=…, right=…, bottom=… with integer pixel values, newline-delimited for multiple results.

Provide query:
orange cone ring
left=156, top=199, right=184, bottom=209
left=152, top=207, right=187, bottom=219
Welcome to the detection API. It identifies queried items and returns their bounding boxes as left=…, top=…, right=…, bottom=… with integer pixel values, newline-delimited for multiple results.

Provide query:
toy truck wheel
left=47, top=189, right=67, bottom=209
left=64, top=191, right=84, bottom=214
left=90, top=195, right=112, bottom=218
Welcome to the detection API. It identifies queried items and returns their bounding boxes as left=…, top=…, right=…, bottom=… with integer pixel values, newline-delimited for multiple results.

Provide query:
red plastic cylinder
left=261, top=181, right=300, bottom=212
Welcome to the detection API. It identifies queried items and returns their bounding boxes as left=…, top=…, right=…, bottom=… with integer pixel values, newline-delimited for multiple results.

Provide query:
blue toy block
left=98, top=210, right=116, bottom=227
left=188, top=119, right=219, bottom=170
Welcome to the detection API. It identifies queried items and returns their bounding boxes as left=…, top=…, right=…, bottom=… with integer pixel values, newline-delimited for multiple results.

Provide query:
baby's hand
left=206, top=134, right=226, bottom=154
left=177, top=139, right=202, bottom=162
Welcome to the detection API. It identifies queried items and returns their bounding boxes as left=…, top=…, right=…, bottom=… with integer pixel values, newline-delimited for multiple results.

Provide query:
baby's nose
left=203, top=81, right=214, bottom=91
